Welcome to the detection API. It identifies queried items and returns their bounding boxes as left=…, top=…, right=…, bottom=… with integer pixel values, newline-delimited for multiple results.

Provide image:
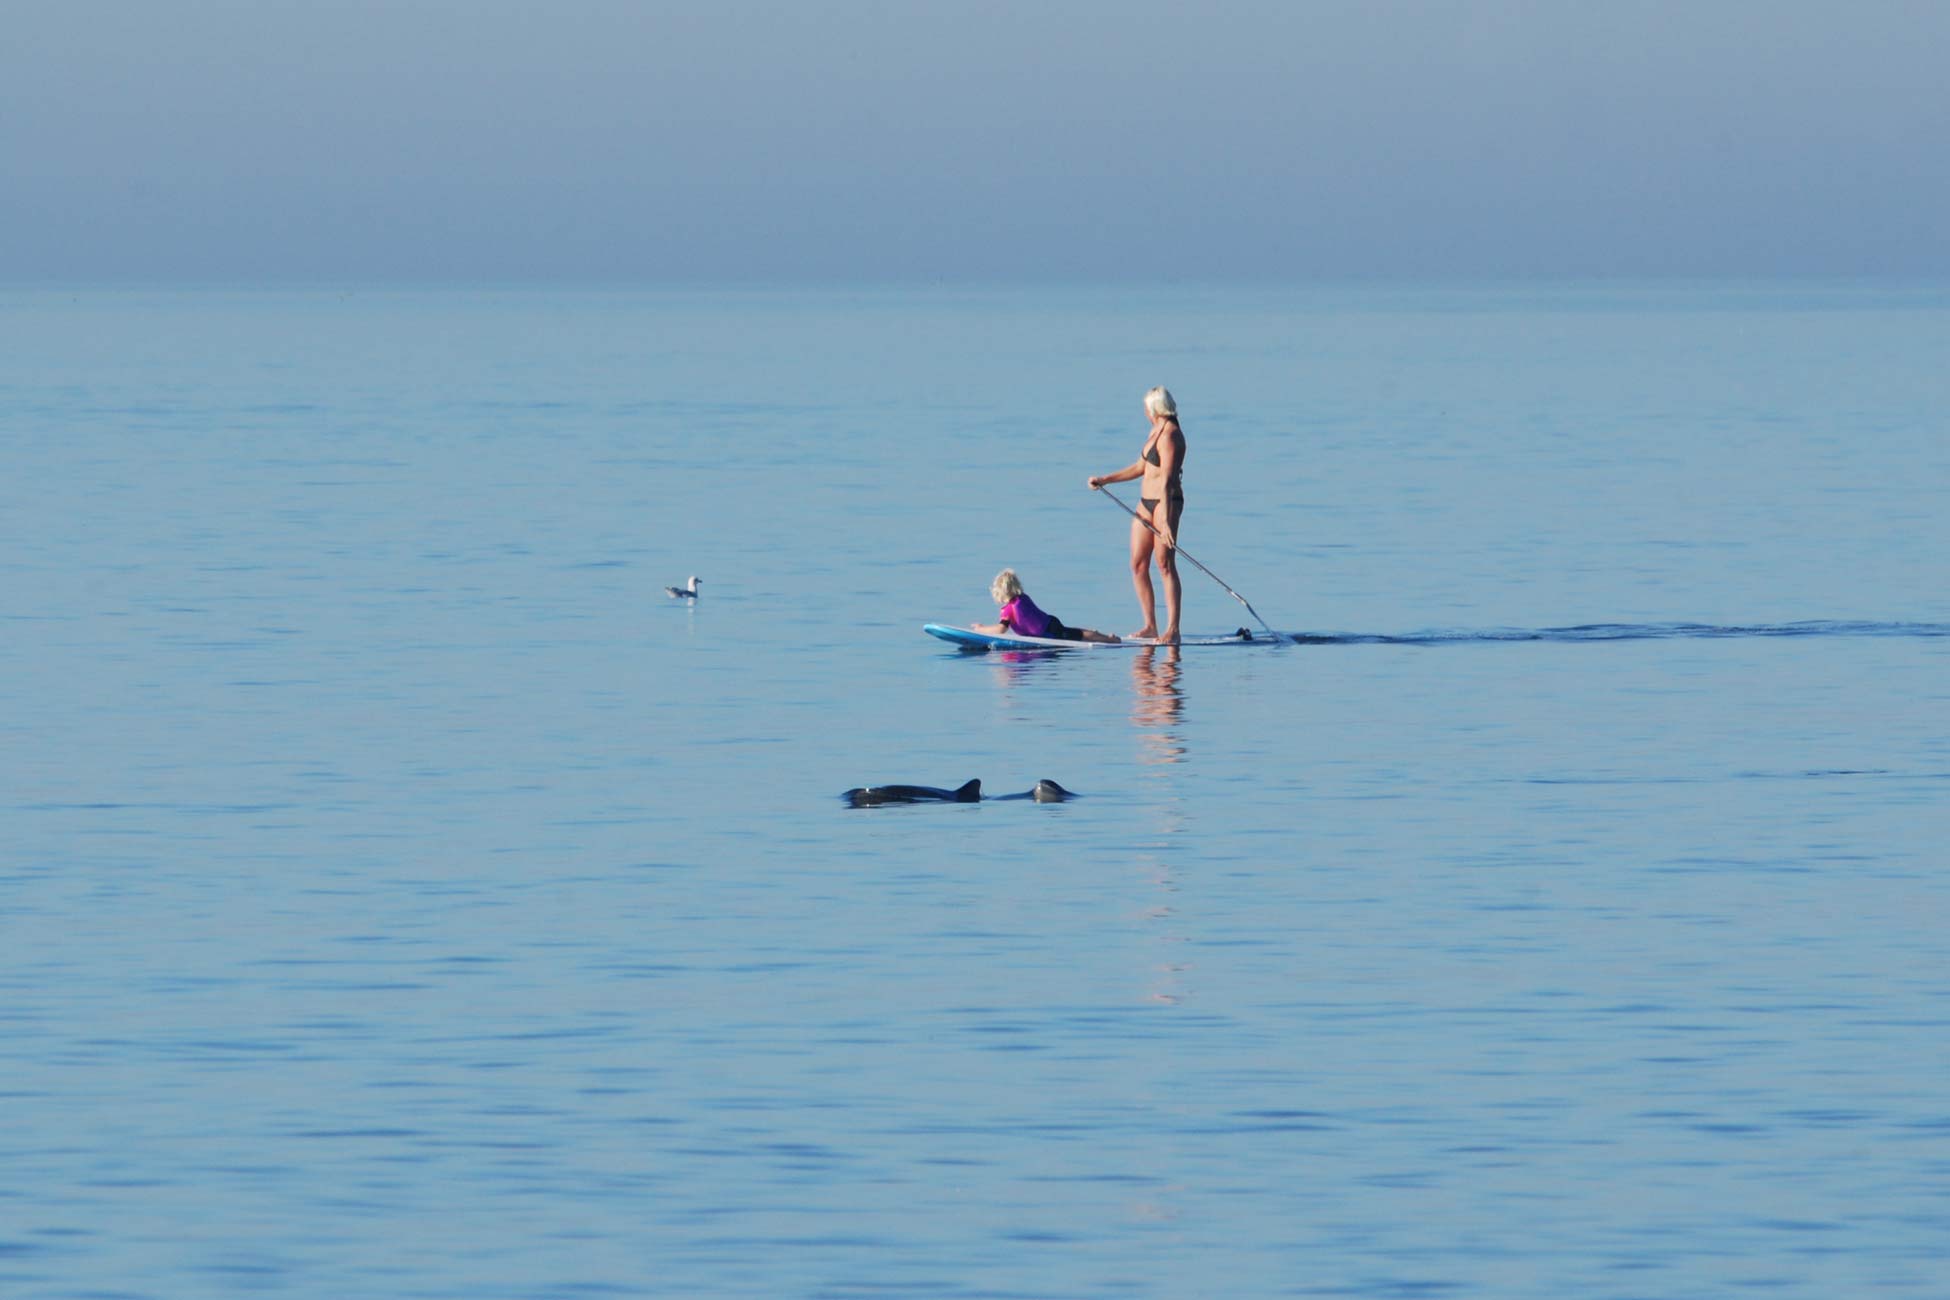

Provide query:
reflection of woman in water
left=1130, top=644, right=1187, bottom=1006
left=1130, top=645, right=1185, bottom=765
left=1089, top=386, right=1185, bottom=643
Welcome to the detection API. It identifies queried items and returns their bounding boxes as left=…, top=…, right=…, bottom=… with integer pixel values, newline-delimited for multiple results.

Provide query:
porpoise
left=841, top=779, right=1073, bottom=808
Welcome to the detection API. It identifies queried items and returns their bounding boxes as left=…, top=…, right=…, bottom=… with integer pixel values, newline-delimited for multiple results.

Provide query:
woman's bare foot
left=1130, top=627, right=1159, bottom=641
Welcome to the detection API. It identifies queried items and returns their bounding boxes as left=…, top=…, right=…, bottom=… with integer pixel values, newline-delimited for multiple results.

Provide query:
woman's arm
left=1088, top=460, right=1144, bottom=489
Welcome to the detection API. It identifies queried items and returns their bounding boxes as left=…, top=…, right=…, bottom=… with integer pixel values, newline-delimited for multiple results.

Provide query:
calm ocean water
left=3, top=283, right=1948, bottom=1298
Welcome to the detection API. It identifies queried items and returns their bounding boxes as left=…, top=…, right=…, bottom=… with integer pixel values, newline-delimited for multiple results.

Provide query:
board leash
left=1096, top=485, right=1290, bottom=644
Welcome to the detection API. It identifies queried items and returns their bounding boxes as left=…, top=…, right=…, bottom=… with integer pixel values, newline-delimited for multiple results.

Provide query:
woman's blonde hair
left=1144, top=386, right=1177, bottom=419
left=990, top=568, right=1024, bottom=604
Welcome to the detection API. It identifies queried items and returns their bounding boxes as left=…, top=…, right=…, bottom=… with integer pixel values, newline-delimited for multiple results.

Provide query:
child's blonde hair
left=990, top=568, right=1024, bottom=605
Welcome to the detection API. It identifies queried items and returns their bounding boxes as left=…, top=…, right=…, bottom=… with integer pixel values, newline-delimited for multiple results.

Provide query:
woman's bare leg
left=1156, top=498, right=1183, bottom=643
left=1128, top=514, right=1158, bottom=639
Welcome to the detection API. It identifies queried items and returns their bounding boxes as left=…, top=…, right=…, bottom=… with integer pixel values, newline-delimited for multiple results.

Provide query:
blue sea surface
left=3, top=283, right=1948, bottom=1297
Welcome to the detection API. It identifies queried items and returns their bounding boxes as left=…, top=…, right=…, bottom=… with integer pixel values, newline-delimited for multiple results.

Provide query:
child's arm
left=974, top=598, right=1018, bottom=635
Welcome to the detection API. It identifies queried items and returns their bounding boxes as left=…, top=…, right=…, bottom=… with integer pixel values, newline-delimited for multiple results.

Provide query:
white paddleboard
left=923, top=623, right=1272, bottom=651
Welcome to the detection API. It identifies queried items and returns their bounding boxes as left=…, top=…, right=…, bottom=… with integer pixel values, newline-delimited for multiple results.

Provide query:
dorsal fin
left=954, top=779, right=982, bottom=801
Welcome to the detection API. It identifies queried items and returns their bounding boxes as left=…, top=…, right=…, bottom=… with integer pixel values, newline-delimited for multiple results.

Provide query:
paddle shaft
left=1096, top=485, right=1286, bottom=643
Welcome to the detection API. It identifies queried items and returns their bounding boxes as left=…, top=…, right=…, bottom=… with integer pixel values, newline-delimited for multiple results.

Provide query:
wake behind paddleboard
left=924, top=623, right=1270, bottom=651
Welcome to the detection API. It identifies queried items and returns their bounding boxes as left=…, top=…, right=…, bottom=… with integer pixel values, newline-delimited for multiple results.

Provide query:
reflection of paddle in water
left=1130, top=645, right=1185, bottom=766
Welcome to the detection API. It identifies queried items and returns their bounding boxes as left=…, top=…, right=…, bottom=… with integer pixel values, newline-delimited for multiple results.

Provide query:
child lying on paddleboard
left=971, top=569, right=1120, bottom=643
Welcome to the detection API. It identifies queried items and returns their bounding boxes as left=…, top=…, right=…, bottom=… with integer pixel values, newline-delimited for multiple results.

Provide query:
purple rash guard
left=998, top=593, right=1056, bottom=638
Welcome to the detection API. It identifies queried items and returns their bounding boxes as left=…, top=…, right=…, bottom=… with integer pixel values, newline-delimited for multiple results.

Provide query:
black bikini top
left=1144, top=424, right=1180, bottom=468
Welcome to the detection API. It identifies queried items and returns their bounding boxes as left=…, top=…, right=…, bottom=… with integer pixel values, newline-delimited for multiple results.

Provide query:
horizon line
left=7, top=272, right=1950, bottom=294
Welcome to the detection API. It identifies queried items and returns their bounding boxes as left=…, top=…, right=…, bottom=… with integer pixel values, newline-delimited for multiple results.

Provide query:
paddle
left=1096, top=484, right=1290, bottom=644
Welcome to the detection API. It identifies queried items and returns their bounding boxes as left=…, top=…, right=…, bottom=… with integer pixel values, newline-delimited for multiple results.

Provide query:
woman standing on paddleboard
left=1088, top=386, right=1185, bottom=643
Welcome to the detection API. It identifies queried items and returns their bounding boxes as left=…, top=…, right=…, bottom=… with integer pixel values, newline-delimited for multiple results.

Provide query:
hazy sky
left=5, top=0, right=1947, bottom=282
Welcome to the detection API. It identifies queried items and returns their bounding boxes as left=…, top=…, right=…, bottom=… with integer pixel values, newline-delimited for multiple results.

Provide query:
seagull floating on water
left=665, top=576, right=702, bottom=600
